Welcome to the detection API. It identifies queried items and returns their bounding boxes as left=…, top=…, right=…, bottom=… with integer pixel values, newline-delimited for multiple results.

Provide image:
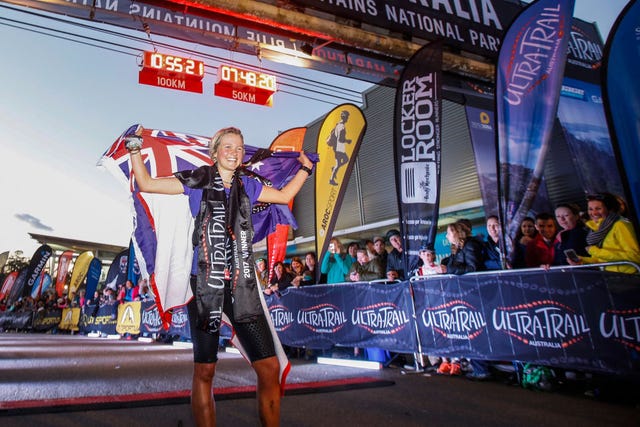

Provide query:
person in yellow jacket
left=568, top=193, right=640, bottom=274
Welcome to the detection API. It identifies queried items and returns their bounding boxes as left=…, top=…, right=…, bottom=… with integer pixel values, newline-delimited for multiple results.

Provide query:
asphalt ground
left=1, top=333, right=638, bottom=426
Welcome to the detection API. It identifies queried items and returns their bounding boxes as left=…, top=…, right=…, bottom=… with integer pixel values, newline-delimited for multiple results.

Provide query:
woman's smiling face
left=588, top=200, right=608, bottom=223
left=215, top=133, right=244, bottom=172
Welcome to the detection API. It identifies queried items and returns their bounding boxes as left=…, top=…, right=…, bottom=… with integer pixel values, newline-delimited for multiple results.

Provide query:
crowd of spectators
left=0, top=278, right=155, bottom=337
left=3, top=192, right=638, bottom=390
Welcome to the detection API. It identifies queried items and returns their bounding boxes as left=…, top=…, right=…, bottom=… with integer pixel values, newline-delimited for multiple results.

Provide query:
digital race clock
left=142, top=51, right=205, bottom=77
left=138, top=51, right=204, bottom=94
left=218, top=64, right=277, bottom=92
left=214, top=64, right=277, bottom=107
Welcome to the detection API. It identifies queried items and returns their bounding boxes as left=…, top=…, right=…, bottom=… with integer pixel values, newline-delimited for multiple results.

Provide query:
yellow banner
left=58, top=307, right=81, bottom=331
left=116, top=301, right=142, bottom=335
left=68, top=251, right=94, bottom=302
left=314, top=104, right=367, bottom=261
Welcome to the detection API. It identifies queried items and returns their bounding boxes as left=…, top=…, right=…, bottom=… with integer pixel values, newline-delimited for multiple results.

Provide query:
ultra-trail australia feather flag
left=496, top=0, right=575, bottom=250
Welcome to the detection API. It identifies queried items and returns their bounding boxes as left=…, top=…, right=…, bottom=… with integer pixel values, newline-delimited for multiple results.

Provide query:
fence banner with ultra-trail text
left=266, top=282, right=417, bottom=352
left=412, top=269, right=640, bottom=374
left=393, top=42, right=442, bottom=268
left=4, top=268, right=639, bottom=375
left=264, top=268, right=640, bottom=375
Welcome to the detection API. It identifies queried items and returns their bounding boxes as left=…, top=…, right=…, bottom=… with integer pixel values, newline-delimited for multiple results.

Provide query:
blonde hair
left=209, top=127, right=244, bottom=161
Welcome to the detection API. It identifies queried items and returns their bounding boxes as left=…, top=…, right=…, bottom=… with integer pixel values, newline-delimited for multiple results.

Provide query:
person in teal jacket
left=320, top=237, right=353, bottom=283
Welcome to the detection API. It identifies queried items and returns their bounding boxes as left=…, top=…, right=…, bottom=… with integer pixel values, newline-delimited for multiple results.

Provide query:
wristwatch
left=300, top=165, right=313, bottom=176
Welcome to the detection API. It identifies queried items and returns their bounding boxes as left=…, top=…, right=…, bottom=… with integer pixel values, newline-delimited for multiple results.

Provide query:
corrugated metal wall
left=292, top=84, right=483, bottom=240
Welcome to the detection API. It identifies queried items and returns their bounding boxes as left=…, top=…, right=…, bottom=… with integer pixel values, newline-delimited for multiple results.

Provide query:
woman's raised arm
left=258, top=151, right=313, bottom=204
left=127, top=137, right=184, bottom=195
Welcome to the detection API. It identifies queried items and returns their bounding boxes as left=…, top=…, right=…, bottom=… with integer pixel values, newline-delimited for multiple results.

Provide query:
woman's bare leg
left=191, top=362, right=217, bottom=427
left=252, top=356, right=281, bottom=426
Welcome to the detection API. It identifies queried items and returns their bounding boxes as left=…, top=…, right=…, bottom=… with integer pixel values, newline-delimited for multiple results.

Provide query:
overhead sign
left=289, top=0, right=522, bottom=58
left=8, top=0, right=603, bottom=85
left=8, top=0, right=402, bottom=84
left=138, top=51, right=204, bottom=93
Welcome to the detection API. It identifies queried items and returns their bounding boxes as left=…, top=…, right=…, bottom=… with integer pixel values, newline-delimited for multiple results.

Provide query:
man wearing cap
left=415, top=245, right=438, bottom=276
left=385, top=229, right=418, bottom=280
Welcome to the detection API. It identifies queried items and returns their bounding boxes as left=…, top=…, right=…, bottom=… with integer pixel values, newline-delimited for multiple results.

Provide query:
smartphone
left=329, top=243, right=335, bottom=252
left=564, top=249, right=580, bottom=263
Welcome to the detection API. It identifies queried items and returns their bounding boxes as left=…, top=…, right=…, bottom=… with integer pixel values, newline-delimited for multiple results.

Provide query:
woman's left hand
left=298, top=151, right=313, bottom=169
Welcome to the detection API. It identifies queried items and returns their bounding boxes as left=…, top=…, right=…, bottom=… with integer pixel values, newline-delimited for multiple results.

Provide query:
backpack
left=327, top=129, right=337, bottom=149
left=518, top=363, right=556, bottom=391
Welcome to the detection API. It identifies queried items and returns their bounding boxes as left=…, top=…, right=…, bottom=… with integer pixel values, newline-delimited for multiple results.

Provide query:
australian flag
left=98, top=124, right=316, bottom=327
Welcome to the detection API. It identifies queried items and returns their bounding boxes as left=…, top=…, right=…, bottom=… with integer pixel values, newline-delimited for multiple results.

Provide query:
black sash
left=178, top=166, right=262, bottom=334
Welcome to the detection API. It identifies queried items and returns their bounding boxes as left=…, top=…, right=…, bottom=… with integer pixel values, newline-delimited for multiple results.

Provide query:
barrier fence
left=2, top=265, right=639, bottom=375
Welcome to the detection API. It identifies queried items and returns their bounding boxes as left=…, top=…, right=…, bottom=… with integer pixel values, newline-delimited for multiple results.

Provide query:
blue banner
left=266, top=283, right=417, bottom=352
left=603, top=0, right=640, bottom=236
left=167, top=305, right=190, bottom=339
left=85, top=258, right=103, bottom=303
left=139, top=300, right=164, bottom=335
left=264, top=269, right=640, bottom=375
left=557, top=78, right=624, bottom=196
left=104, top=249, right=128, bottom=291
left=79, top=300, right=119, bottom=335
left=127, top=241, right=140, bottom=286
left=31, top=272, right=52, bottom=299
left=413, top=269, right=640, bottom=375
left=496, top=0, right=575, bottom=248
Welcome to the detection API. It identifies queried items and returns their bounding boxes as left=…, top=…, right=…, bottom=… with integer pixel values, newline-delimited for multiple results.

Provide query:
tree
left=2, top=251, right=29, bottom=274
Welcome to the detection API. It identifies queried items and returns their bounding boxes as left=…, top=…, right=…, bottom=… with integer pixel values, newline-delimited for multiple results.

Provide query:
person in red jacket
left=525, top=213, right=557, bottom=268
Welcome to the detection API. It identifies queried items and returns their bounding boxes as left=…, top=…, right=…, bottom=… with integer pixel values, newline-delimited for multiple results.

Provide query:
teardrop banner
left=314, top=104, right=367, bottom=270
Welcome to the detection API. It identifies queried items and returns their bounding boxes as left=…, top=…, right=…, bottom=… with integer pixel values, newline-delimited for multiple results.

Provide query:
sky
left=0, top=0, right=631, bottom=258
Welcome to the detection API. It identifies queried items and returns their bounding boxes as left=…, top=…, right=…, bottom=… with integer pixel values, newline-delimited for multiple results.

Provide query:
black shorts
left=187, top=278, right=276, bottom=364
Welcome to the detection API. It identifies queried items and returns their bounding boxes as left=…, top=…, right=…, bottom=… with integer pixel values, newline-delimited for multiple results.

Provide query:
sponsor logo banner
left=117, top=301, right=142, bottom=334
left=55, top=250, right=74, bottom=298
left=59, top=307, right=81, bottom=331
left=413, top=269, right=640, bottom=373
left=68, top=251, right=95, bottom=301
left=22, top=244, right=53, bottom=299
left=314, top=104, right=367, bottom=263
left=266, top=283, right=416, bottom=352
left=496, top=0, right=575, bottom=247
left=393, top=42, right=442, bottom=267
